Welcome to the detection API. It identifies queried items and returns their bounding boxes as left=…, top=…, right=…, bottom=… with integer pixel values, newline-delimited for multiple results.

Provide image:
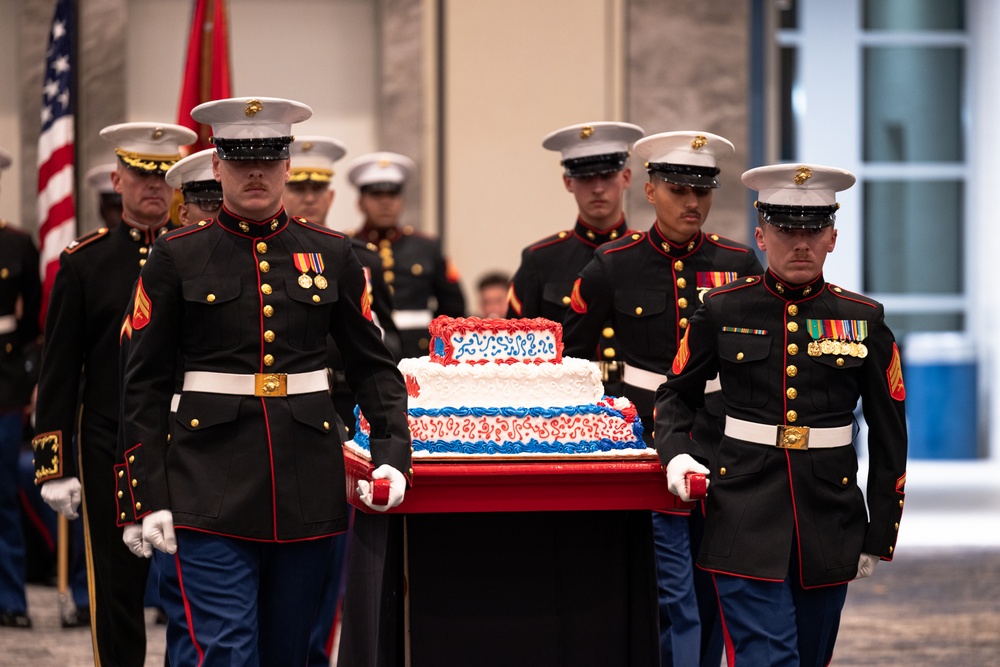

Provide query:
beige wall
left=442, top=0, right=632, bottom=299
left=0, top=0, right=23, bottom=226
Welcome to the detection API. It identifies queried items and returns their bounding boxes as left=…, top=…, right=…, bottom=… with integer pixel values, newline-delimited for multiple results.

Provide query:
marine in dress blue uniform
left=0, top=146, right=42, bottom=629
left=348, top=152, right=465, bottom=357
left=655, top=164, right=907, bottom=666
left=32, top=123, right=195, bottom=664
left=284, top=135, right=401, bottom=667
left=85, top=162, right=123, bottom=228
left=563, top=132, right=763, bottom=667
left=507, top=121, right=644, bottom=394
left=119, top=97, right=411, bottom=667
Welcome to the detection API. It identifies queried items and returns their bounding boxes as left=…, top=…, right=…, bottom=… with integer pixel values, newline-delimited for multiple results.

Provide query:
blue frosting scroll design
left=450, top=331, right=556, bottom=361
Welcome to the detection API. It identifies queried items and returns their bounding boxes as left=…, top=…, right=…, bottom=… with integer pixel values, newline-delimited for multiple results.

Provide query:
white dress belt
left=724, top=416, right=853, bottom=450
left=622, top=363, right=721, bottom=394
left=0, top=315, right=16, bottom=335
left=392, top=309, right=433, bottom=330
left=181, top=370, right=329, bottom=396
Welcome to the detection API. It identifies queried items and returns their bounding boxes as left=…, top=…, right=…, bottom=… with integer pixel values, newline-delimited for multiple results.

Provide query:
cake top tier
left=429, top=316, right=564, bottom=365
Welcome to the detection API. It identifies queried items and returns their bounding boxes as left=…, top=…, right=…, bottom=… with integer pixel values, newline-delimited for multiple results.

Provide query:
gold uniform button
left=889, top=546, right=893, bottom=554
left=207, top=294, right=216, bottom=303
left=787, top=304, right=798, bottom=316
left=899, top=500, right=904, bottom=508
left=602, top=327, right=615, bottom=338
left=191, top=419, right=199, bottom=428
left=559, top=231, right=569, bottom=238
left=833, top=286, right=843, bottom=293
left=131, top=479, right=138, bottom=488
left=264, top=354, right=275, bottom=366
left=118, top=470, right=124, bottom=478
left=384, top=270, right=395, bottom=283
left=895, top=522, right=899, bottom=530
left=264, top=330, right=275, bottom=343
left=419, top=338, right=429, bottom=350
left=312, top=295, right=321, bottom=303
left=719, top=467, right=727, bottom=476
left=842, top=478, right=849, bottom=486
left=603, top=347, right=616, bottom=359
left=0, top=268, right=7, bottom=279
left=259, top=261, right=270, bottom=273
left=409, top=468, right=414, bottom=476
left=677, top=277, right=687, bottom=289
left=787, top=321, right=798, bottom=333
left=139, top=259, right=146, bottom=267
left=786, top=410, right=798, bottom=422
left=263, top=305, right=274, bottom=317
left=787, top=343, right=799, bottom=355
left=786, top=387, right=797, bottom=399
left=198, top=221, right=207, bottom=227
left=674, top=261, right=684, bottom=271
left=121, top=512, right=127, bottom=521
left=836, top=358, right=845, bottom=366
left=635, top=306, right=643, bottom=315
left=261, top=284, right=272, bottom=295
left=118, top=490, right=123, bottom=499
left=786, top=365, right=798, bottom=377
left=140, top=247, right=149, bottom=255
left=736, top=352, right=744, bottom=361
left=129, top=455, right=135, bottom=463
left=710, top=234, right=719, bottom=241
left=678, top=297, right=689, bottom=309
left=135, top=502, right=142, bottom=511
left=586, top=230, right=596, bottom=240
left=239, top=222, right=250, bottom=232
left=323, top=421, right=330, bottom=431
left=561, top=296, right=571, bottom=305
left=411, top=263, right=424, bottom=275
left=679, top=318, right=689, bottom=329
left=256, top=242, right=268, bottom=254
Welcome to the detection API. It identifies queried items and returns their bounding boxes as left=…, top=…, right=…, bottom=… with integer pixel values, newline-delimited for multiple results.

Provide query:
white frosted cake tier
left=398, top=355, right=602, bottom=409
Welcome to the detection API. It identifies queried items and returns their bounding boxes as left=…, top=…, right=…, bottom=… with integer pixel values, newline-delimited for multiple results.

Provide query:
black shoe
left=61, top=607, right=90, bottom=628
left=0, top=611, right=32, bottom=628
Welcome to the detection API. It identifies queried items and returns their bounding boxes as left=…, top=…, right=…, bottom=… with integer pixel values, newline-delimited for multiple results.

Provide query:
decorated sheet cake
left=350, top=316, right=651, bottom=460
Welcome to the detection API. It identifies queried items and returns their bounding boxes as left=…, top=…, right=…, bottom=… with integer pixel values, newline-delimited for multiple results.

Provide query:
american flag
left=37, top=0, right=77, bottom=326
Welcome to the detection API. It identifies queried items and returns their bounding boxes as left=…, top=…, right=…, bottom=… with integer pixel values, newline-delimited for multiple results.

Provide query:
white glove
left=856, top=552, right=879, bottom=580
left=665, top=454, right=710, bottom=502
left=122, top=523, right=152, bottom=558
left=357, top=464, right=406, bottom=511
left=142, top=510, right=177, bottom=555
left=40, top=477, right=82, bottom=519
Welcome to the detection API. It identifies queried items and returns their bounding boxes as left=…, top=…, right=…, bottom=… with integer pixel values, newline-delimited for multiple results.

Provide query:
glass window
left=863, top=0, right=964, bottom=31
left=863, top=47, right=964, bottom=162
left=779, top=47, right=798, bottom=161
left=863, top=179, right=963, bottom=294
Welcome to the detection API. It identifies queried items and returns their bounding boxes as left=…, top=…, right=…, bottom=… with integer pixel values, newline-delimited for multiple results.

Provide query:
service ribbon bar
left=806, top=319, right=869, bottom=341
left=293, top=252, right=325, bottom=274
left=697, top=271, right=739, bottom=288
left=722, top=326, right=768, bottom=335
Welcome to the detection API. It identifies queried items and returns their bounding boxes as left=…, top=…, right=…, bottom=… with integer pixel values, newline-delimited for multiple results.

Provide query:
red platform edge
left=344, top=448, right=693, bottom=514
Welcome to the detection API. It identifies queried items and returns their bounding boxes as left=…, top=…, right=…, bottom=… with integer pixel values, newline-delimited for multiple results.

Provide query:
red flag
left=37, top=0, right=77, bottom=329
left=177, top=0, right=232, bottom=153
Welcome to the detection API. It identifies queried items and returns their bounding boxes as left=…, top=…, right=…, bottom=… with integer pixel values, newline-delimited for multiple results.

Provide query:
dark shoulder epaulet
left=602, top=231, right=646, bottom=254
left=704, top=233, right=751, bottom=252
left=293, top=216, right=343, bottom=238
left=707, top=275, right=760, bottom=299
left=164, top=218, right=215, bottom=241
left=64, top=227, right=110, bottom=254
left=827, top=284, right=879, bottom=308
left=526, top=230, right=573, bottom=252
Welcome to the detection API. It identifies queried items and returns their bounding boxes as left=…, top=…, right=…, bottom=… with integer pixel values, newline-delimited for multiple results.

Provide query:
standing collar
left=217, top=205, right=289, bottom=238
left=763, top=269, right=825, bottom=301
left=648, top=224, right=703, bottom=258
left=121, top=214, right=170, bottom=244
left=573, top=216, right=629, bottom=247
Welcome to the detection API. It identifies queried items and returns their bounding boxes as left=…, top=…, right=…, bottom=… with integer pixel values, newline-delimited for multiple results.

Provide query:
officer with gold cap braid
left=655, top=163, right=907, bottom=666
left=0, top=146, right=41, bottom=629
left=563, top=131, right=763, bottom=667
left=507, top=121, right=643, bottom=393
left=118, top=97, right=410, bottom=666
left=31, top=122, right=195, bottom=665
left=348, top=151, right=466, bottom=357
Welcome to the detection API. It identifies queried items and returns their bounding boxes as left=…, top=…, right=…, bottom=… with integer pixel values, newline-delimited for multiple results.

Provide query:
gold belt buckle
left=776, top=425, right=809, bottom=449
left=598, top=361, right=619, bottom=383
left=255, top=373, right=287, bottom=397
